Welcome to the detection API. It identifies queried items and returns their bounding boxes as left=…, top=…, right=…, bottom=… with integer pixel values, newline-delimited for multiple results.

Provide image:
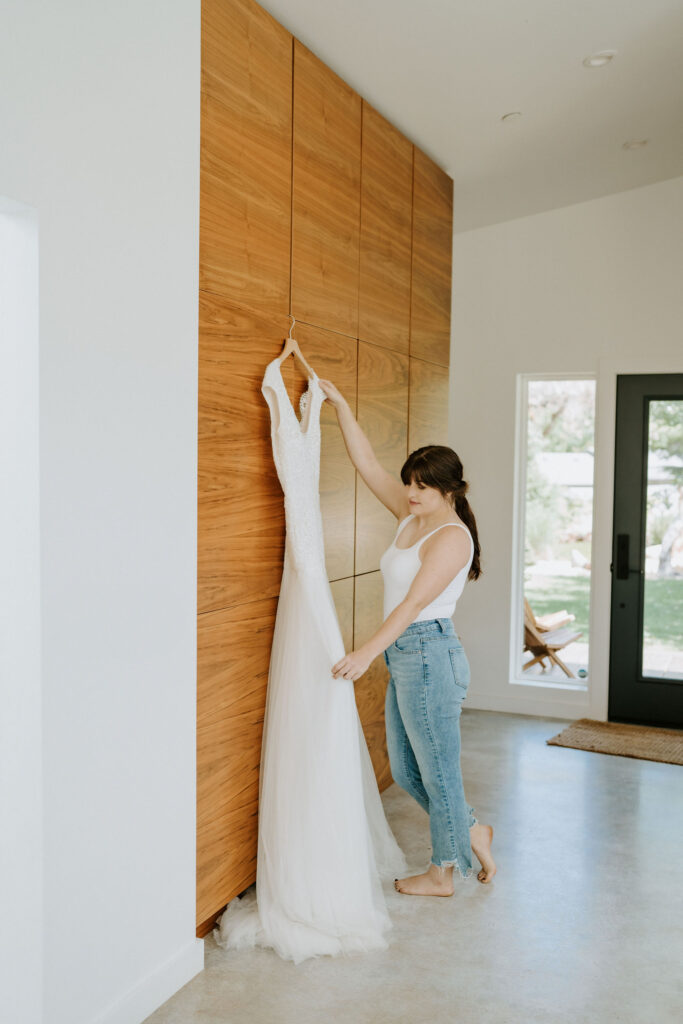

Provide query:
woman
left=318, top=377, right=496, bottom=897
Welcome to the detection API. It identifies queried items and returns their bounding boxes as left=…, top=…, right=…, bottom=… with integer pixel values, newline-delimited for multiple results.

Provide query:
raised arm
left=318, top=378, right=409, bottom=520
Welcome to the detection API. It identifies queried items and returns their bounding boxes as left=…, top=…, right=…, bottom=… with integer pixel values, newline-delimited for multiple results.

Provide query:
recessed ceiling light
left=622, top=139, right=648, bottom=149
left=501, top=111, right=522, bottom=123
left=582, top=50, right=617, bottom=68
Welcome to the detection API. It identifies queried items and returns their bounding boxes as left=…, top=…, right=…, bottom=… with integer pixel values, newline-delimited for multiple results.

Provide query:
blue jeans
left=383, top=617, right=477, bottom=878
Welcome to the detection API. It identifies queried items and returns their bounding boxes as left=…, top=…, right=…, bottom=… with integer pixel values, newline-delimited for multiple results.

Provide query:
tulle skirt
left=213, top=547, right=408, bottom=964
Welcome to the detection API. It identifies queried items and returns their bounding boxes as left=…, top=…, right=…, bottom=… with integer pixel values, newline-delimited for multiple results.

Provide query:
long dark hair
left=400, top=445, right=482, bottom=581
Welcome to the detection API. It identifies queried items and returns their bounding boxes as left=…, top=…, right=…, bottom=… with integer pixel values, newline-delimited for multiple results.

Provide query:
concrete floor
left=146, top=710, right=683, bottom=1024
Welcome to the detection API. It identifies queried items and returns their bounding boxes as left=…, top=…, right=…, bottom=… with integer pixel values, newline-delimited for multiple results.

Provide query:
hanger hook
left=288, top=314, right=296, bottom=339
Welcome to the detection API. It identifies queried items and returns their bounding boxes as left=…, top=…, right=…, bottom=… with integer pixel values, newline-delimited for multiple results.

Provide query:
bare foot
left=470, top=823, right=496, bottom=883
left=394, top=862, right=454, bottom=897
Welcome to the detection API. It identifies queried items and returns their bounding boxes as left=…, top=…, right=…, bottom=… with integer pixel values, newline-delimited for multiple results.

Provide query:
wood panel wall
left=197, top=0, right=453, bottom=936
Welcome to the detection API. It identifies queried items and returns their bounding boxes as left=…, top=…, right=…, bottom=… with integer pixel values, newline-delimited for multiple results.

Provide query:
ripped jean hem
left=430, top=858, right=475, bottom=880
left=430, top=814, right=478, bottom=879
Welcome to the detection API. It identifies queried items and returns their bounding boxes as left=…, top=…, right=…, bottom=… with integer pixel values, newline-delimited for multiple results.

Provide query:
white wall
left=450, top=176, right=683, bottom=721
left=0, top=198, right=42, bottom=1024
left=0, top=3, right=203, bottom=1023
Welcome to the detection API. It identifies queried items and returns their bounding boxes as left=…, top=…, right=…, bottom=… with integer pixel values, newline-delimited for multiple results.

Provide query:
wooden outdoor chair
left=523, top=598, right=583, bottom=678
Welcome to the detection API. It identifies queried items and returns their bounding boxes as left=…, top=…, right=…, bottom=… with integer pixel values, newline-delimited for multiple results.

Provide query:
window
left=511, top=375, right=596, bottom=686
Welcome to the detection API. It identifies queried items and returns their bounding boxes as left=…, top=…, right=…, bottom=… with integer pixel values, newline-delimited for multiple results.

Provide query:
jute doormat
left=547, top=718, right=683, bottom=765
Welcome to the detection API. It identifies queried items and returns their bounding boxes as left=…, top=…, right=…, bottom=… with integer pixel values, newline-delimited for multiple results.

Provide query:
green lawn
left=525, top=576, right=683, bottom=651
left=643, top=578, right=683, bottom=649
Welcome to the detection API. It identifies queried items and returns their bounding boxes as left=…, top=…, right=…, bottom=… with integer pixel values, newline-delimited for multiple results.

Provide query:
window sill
left=509, top=675, right=589, bottom=694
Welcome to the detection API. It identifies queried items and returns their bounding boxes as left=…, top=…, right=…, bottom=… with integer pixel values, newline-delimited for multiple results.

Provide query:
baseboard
left=91, top=937, right=205, bottom=1024
left=465, top=690, right=594, bottom=721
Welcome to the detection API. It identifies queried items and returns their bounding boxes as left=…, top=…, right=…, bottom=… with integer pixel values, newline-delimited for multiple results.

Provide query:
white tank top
left=379, top=514, right=474, bottom=623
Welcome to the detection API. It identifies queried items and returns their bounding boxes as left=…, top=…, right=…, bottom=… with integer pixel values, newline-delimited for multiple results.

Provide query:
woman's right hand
left=318, top=379, right=347, bottom=410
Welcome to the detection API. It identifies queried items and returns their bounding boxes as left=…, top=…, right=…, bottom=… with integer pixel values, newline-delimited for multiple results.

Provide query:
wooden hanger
left=277, top=316, right=317, bottom=378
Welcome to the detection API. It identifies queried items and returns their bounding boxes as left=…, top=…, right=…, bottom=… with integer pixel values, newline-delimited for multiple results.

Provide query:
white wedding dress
left=213, top=356, right=407, bottom=964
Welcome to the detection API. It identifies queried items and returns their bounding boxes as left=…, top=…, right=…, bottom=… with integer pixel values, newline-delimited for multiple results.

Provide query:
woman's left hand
left=331, top=648, right=373, bottom=682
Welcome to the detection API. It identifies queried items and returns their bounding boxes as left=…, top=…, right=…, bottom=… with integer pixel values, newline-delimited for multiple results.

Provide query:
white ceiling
left=259, top=0, right=683, bottom=231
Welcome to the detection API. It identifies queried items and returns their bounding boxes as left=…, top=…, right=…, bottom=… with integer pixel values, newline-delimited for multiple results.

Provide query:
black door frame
left=609, top=373, right=683, bottom=728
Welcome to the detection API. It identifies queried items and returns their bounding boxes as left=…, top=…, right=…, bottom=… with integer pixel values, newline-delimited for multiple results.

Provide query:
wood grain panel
left=198, top=435, right=286, bottom=614
left=197, top=0, right=454, bottom=934
left=289, top=323, right=358, bottom=581
left=330, top=576, right=354, bottom=653
left=198, top=304, right=291, bottom=443
left=355, top=343, right=408, bottom=575
left=353, top=570, right=393, bottom=790
left=410, top=148, right=453, bottom=366
left=197, top=595, right=278, bottom=925
left=291, top=41, right=361, bottom=337
left=408, top=357, right=450, bottom=452
left=199, top=291, right=288, bottom=339
left=358, top=102, right=412, bottom=353
left=200, top=0, right=292, bottom=319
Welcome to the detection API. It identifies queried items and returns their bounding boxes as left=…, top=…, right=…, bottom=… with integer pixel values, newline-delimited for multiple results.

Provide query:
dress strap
left=261, top=361, right=286, bottom=432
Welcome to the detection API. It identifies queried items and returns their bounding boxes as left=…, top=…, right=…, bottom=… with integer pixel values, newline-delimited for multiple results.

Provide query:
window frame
left=509, top=372, right=598, bottom=690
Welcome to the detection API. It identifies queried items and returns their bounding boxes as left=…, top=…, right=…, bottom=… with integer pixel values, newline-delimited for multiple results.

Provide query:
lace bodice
left=261, top=357, right=328, bottom=576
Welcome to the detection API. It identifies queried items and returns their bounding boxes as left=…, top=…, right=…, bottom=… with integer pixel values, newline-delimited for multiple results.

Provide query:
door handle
left=615, top=534, right=641, bottom=578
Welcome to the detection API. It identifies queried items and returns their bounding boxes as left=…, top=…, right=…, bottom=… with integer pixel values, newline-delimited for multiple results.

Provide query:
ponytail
left=449, top=479, right=482, bottom=581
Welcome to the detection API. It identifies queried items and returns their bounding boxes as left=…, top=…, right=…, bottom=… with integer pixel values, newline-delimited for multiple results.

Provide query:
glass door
left=609, top=374, right=683, bottom=726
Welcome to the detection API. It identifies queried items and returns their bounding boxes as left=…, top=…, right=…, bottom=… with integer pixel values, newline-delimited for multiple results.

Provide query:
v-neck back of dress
left=265, top=357, right=319, bottom=434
